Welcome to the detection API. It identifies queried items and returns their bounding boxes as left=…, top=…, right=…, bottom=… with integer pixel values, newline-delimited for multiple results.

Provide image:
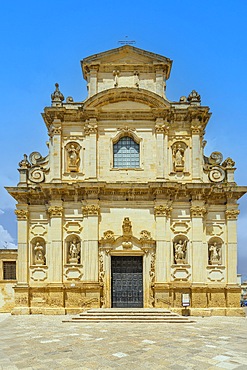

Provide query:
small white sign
left=182, top=293, right=190, bottom=307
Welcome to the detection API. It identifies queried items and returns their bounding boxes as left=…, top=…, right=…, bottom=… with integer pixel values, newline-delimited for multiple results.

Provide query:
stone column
left=190, top=202, right=207, bottom=283
left=154, top=204, right=172, bottom=283
left=82, top=204, right=100, bottom=281
left=225, top=208, right=240, bottom=284
left=13, top=206, right=30, bottom=314
left=47, top=205, right=63, bottom=283
left=49, top=119, right=62, bottom=182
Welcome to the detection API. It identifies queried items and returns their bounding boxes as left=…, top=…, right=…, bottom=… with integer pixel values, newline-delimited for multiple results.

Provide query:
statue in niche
left=68, top=238, right=80, bottom=264
left=174, top=239, right=187, bottom=264
left=34, top=241, right=45, bottom=265
left=67, top=143, right=80, bottom=172
left=209, top=242, right=221, bottom=265
left=173, top=143, right=185, bottom=171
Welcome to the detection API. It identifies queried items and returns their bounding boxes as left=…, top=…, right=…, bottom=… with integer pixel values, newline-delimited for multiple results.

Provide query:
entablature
left=6, top=182, right=247, bottom=205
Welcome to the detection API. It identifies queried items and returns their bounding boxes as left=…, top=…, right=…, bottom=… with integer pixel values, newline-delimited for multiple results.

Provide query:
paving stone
left=0, top=315, right=246, bottom=369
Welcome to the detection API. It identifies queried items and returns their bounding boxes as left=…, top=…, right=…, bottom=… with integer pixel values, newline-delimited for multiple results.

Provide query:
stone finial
left=188, top=90, right=201, bottom=105
left=18, top=154, right=30, bottom=169
left=51, top=83, right=64, bottom=106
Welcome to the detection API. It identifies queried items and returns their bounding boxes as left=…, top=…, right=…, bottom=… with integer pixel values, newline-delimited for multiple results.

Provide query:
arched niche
left=65, top=234, right=81, bottom=265
left=172, top=235, right=189, bottom=265
left=31, top=237, right=46, bottom=266
left=208, top=237, right=223, bottom=266
left=65, top=142, right=81, bottom=173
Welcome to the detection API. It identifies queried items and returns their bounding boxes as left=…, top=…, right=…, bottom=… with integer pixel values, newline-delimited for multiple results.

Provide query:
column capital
left=82, top=204, right=100, bottom=217
left=47, top=206, right=63, bottom=218
left=15, top=209, right=29, bottom=220
left=225, top=209, right=240, bottom=220
left=190, top=205, right=207, bottom=218
left=154, top=205, right=172, bottom=217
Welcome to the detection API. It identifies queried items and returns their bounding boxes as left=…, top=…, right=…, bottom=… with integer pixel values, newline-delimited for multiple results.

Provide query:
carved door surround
left=99, top=218, right=156, bottom=308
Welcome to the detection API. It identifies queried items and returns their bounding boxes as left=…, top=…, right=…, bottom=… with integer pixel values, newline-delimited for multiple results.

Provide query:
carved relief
left=207, top=268, right=224, bottom=282
left=204, top=151, right=226, bottom=183
left=31, top=268, right=47, bottom=282
left=15, top=209, right=28, bottom=220
left=172, top=142, right=186, bottom=172
left=154, top=205, right=172, bottom=217
left=206, top=223, right=223, bottom=237
left=63, top=221, right=83, bottom=234
left=173, top=238, right=188, bottom=264
left=48, top=206, right=63, bottom=218
left=66, top=142, right=80, bottom=172
left=82, top=205, right=100, bottom=216
left=171, top=267, right=191, bottom=281
left=64, top=266, right=83, bottom=280
left=190, top=206, right=207, bottom=218
left=30, top=224, right=47, bottom=237
left=122, top=217, right=132, bottom=236
left=225, top=209, right=240, bottom=220
left=171, top=221, right=190, bottom=234
left=100, top=230, right=115, bottom=244
left=28, top=152, right=49, bottom=183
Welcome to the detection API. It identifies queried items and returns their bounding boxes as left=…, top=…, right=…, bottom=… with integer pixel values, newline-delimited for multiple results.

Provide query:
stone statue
left=122, top=217, right=132, bottom=236
left=209, top=242, right=221, bottom=265
left=69, top=239, right=80, bottom=264
left=174, top=239, right=187, bottom=264
left=34, top=241, right=45, bottom=265
left=67, top=143, right=80, bottom=172
left=173, top=143, right=185, bottom=171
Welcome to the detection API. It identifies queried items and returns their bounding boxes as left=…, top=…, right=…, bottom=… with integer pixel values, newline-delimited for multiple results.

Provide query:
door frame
left=111, top=255, right=144, bottom=308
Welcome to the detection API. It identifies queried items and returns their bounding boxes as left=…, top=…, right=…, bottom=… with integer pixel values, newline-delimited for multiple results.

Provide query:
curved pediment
left=83, top=88, right=170, bottom=110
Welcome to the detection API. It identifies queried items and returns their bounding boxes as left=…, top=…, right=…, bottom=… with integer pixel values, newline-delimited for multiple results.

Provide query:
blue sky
left=0, top=1, right=247, bottom=278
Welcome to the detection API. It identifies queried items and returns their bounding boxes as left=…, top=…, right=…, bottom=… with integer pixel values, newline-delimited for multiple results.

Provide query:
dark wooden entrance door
left=111, top=256, right=143, bottom=308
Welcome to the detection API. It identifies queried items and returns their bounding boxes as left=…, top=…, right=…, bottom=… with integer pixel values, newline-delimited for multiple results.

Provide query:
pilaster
left=49, top=119, right=62, bottom=181
left=154, top=203, right=172, bottom=283
left=190, top=201, right=207, bottom=282
left=47, top=204, right=63, bottom=283
left=225, top=207, right=240, bottom=284
left=82, top=203, right=100, bottom=281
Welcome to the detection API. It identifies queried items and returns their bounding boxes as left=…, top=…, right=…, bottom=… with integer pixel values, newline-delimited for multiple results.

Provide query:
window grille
left=3, top=261, right=16, bottom=280
left=113, top=136, right=140, bottom=168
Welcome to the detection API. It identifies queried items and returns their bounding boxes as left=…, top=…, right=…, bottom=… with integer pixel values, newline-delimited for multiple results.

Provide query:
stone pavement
left=0, top=313, right=247, bottom=370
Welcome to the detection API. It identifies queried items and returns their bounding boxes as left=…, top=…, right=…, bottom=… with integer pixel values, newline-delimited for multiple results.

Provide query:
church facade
left=6, top=45, right=247, bottom=315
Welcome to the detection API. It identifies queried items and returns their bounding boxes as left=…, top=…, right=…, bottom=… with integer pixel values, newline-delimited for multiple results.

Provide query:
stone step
left=63, top=308, right=194, bottom=323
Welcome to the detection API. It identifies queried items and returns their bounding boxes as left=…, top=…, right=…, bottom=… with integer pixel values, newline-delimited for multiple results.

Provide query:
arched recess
left=172, top=235, right=189, bottom=265
left=65, top=234, right=81, bottom=265
left=31, top=237, right=46, bottom=266
left=208, top=237, right=223, bottom=266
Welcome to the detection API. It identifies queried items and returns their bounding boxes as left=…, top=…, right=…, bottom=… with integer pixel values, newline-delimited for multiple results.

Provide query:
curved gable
left=83, top=88, right=170, bottom=110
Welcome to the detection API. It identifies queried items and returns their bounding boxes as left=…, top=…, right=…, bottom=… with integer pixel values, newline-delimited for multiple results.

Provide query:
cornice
left=6, top=182, right=247, bottom=205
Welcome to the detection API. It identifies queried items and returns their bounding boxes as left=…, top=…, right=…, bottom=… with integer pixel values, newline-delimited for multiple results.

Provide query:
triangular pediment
left=82, top=45, right=172, bottom=80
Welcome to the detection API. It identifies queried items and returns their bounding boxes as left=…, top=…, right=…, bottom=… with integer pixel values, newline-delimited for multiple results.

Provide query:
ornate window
left=113, top=136, right=140, bottom=168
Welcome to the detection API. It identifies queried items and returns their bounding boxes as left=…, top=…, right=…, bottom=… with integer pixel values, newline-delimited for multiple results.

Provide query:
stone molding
left=225, top=209, right=240, bottom=220
left=190, top=206, right=207, bottom=218
left=154, top=205, right=172, bottom=217
left=82, top=204, right=100, bottom=216
left=15, top=209, right=29, bottom=220
left=47, top=206, right=63, bottom=218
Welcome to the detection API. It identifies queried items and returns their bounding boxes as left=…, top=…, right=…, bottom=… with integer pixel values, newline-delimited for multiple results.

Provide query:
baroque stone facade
left=6, top=45, right=247, bottom=315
